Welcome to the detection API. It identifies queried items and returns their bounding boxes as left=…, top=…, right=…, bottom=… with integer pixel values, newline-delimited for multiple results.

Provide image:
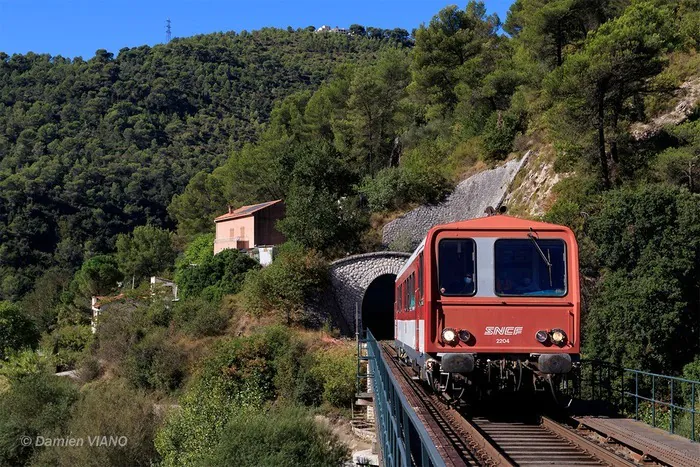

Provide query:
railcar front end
left=394, top=213, right=580, bottom=402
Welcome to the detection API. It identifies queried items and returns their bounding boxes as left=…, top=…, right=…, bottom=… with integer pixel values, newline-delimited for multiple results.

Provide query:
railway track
left=380, top=342, right=642, bottom=467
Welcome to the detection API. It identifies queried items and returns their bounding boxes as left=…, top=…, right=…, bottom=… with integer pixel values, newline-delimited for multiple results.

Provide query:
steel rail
left=381, top=340, right=644, bottom=466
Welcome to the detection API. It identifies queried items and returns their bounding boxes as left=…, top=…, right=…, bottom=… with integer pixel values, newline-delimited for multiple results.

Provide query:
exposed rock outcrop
left=631, top=77, right=700, bottom=140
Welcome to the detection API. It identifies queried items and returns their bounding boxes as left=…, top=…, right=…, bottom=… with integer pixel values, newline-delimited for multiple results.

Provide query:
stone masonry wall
left=382, top=155, right=529, bottom=247
left=329, top=252, right=411, bottom=332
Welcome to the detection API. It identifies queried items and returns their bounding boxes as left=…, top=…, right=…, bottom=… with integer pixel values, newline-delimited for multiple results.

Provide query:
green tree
left=116, top=225, right=176, bottom=287
left=349, top=24, right=366, bottom=36
left=168, top=172, right=226, bottom=238
left=73, top=255, right=123, bottom=297
left=546, top=2, right=677, bottom=187
left=0, top=301, right=40, bottom=359
left=584, top=185, right=700, bottom=372
left=411, top=1, right=500, bottom=117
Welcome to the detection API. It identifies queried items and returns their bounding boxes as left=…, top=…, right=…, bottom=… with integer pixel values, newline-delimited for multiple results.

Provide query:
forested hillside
left=0, top=28, right=399, bottom=299
left=1, top=1, right=700, bottom=465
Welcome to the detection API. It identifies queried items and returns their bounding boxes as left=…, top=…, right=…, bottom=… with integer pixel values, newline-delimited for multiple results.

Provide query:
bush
left=482, top=110, right=522, bottom=159
left=176, top=248, right=260, bottom=300
left=310, top=343, right=357, bottom=408
left=0, top=373, right=79, bottom=465
left=240, top=243, right=327, bottom=324
left=583, top=185, right=700, bottom=372
left=272, top=338, right=323, bottom=407
left=122, top=329, right=186, bottom=393
left=0, top=349, right=55, bottom=381
left=94, top=301, right=146, bottom=365
left=41, top=324, right=93, bottom=370
left=34, top=379, right=160, bottom=467
left=358, top=162, right=449, bottom=212
left=173, top=298, right=229, bottom=337
left=203, top=406, right=349, bottom=467
left=155, top=326, right=293, bottom=466
left=0, top=301, right=40, bottom=359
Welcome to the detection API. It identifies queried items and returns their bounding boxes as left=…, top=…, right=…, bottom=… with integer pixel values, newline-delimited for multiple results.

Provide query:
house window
left=240, top=226, right=245, bottom=239
left=229, top=228, right=236, bottom=239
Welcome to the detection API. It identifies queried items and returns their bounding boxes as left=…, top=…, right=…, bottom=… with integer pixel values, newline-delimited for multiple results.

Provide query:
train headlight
left=550, top=329, right=567, bottom=345
left=535, top=330, right=549, bottom=344
left=441, top=328, right=458, bottom=345
left=458, top=329, right=471, bottom=343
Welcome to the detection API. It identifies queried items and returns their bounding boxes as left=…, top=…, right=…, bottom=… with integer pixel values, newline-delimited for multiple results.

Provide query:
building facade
left=214, top=200, right=286, bottom=257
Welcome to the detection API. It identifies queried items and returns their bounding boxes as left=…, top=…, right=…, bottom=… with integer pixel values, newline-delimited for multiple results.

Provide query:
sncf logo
left=484, top=326, right=523, bottom=336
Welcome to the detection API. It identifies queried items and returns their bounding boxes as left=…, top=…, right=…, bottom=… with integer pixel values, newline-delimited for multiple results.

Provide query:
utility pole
left=166, top=18, right=172, bottom=43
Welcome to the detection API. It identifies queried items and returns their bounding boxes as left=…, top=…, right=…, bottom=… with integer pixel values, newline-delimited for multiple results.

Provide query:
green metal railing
left=365, top=330, right=446, bottom=467
left=577, top=360, right=699, bottom=442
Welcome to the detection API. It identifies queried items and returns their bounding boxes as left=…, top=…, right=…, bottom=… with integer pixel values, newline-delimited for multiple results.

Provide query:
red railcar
left=394, top=213, right=580, bottom=400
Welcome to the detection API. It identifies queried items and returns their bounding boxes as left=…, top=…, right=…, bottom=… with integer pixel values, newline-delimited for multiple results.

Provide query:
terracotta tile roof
left=214, top=199, right=283, bottom=222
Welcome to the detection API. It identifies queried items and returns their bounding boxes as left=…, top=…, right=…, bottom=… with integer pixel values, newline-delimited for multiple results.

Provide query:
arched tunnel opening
left=361, top=274, right=396, bottom=340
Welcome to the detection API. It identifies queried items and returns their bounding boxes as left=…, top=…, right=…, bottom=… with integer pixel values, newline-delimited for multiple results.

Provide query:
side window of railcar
left=438, top=239, right=476, bottom=296
left=494, top=239, right=567, bottom=297
left=418, top=253, right=424, bottom=304
left=397, top=284, right=402, bottom=312
left=409, top=273, right=416, bottom=310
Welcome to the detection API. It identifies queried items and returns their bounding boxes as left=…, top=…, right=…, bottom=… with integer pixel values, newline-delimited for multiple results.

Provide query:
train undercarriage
left=398, top=347, right=580, bottom=408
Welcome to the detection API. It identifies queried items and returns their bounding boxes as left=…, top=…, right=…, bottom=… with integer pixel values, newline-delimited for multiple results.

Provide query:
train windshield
left=438, top=239, right=476, bottom=296
left=495, top=239, right=567, bottom=296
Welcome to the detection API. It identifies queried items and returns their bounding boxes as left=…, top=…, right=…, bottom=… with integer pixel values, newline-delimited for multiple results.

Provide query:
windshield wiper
left=528, top=228, right=553, bottom=287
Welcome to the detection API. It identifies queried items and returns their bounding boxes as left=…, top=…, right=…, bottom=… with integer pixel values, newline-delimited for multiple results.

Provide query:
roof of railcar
left=434, top=215, right=569, bottom=231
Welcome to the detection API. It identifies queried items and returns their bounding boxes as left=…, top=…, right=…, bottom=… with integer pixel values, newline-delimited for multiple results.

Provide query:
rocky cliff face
left=382, top=155, right=529, bottom=247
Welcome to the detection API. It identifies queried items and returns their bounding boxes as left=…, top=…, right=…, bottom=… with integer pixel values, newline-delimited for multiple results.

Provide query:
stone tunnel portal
left=362, top=274, right=396, bottom=340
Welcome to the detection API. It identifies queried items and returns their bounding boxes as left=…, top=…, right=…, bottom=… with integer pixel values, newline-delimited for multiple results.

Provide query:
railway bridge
left=358, top=331, right=700, bottom=467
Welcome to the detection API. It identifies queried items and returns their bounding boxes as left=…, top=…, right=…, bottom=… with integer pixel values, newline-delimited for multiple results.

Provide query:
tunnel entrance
left=361, top=274, right=396, bottom=340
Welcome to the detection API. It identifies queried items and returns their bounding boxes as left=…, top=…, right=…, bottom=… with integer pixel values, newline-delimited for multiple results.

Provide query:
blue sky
left=0, top=1, right=515, bottom=59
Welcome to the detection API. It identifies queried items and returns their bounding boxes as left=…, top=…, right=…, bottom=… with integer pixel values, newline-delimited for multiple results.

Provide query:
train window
left=397, top=284, right=402, bottom=312
left=438, top=239, right=476, bottom=296
left=417, top=253, right=424, bottom=304
left=409, top=273, right=416, bottom=310
left=494, top=239, right=567, bottom=297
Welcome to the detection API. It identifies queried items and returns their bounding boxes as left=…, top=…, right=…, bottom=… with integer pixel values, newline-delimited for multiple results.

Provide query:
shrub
left=173, top=298, right=229, bottom=337
left=155, top=326, right=293, bottom=466
left=0, top=349, right=55, bottom=381
left=0, top=373, right=78, bottom=465
left=310, top=343, right=356, bottom=408
left=358, top=161, right=449, bottom=212
left=203, top=406, right=349, bottom=467
left=0, top=301, right=40, bottom=360
left=240, top=243, right=327, bottom=324
left=176, top=248, right=259, bottom=300
left=272, top=338, right=322, bottom=407
left=41, top=324, right=93, bottom=370
left=123, top=329, right=186, bottom=393
left=94, top=301, right=146, bottom=365
left=482, top=110, right=522, bottom=159
left=584, top=185, right=700, bottom=373
left=34, top=379, right=160, bottom=467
